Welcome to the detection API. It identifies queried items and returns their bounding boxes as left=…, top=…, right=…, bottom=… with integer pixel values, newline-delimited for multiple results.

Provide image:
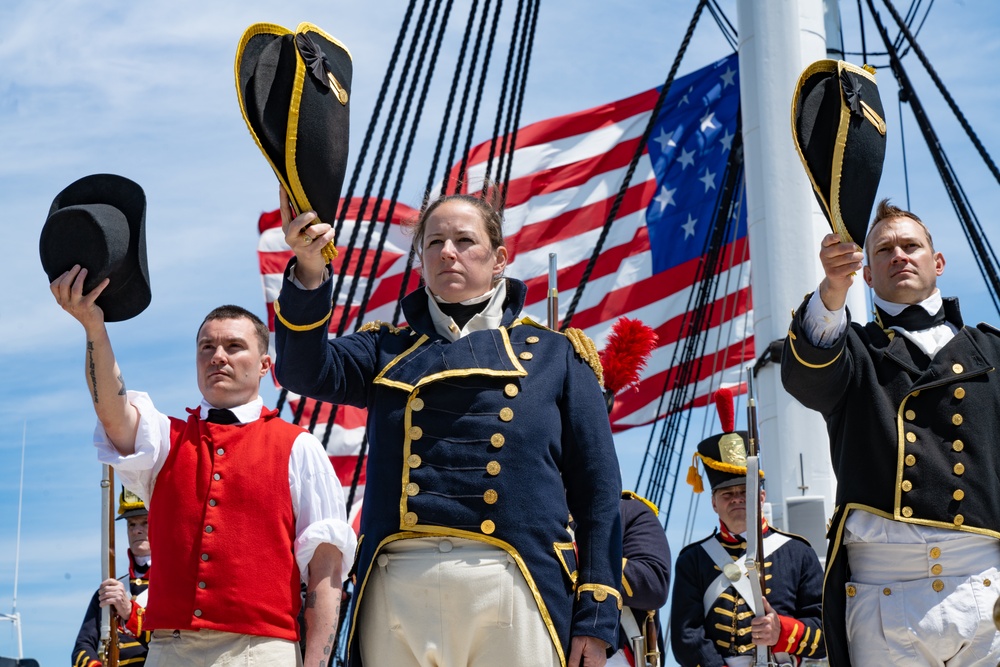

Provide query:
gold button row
left=905, top=454, right=916, bottom=467
left=519, top=351, right=533, bottom=361
left=952, top=414, right=964, bottom=426
left=930, top=547, right=941, bottom=559
left=954, top=387, right=966, bottom=399
left=499, top=407, right=514, bottom=422
left=901, top=480, right=912, bottom=492
left=486, top=461, right=501, bottom=476
left=953, top=439, right=964, bottom=452
left=846, top=585, right=857, bottom=597
left=484, top=489, right=498, bottom=504
left=409, top=426, right=423, bottom=440
left=526, top=336, right=540, bottom=344
left=411, top=397, right=424, bottom=411
left=932, top=579, right=945, bottom=592
left=953, top=364, right=964, bottom=374
left=906, top=432, right=916, bottom=443
left=491, top=433, right=505, bottom=448
left=504, top=383, right=518, bottom=397
left=905, top=409, right=916, bottom=420
left=931, top=564, right=943, bottom=575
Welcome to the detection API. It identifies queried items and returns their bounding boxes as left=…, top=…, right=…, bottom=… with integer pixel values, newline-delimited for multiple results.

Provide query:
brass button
left=902, top=506, right=913, bottom=518
left=481, top=520, right=495, bottom=535
left=449, top=323, right=458, bottom=332
left=205, top=525, right=214, bottom=533
left=932, top=579, right=945, bottom=592
left=954, top=387, right=966, bottom=399
left=486, top=461, right=501, bottom=476
left=526, top=336, right=540, bottom=344
left=930, top=547, right=941, bottom=559
left=504, top=384, right=519, bottom=398
left=952, top=363, right=964, bottom=374
left=846, top=585, right=857, bottom=597
left=882, top=587, right=892, bottom=596
left=593, top=588, right=608, bottom=602
left=954, top=514, right=965, bottom=526
left=499, top=407, right=514, bottom=422
left=408, top=426, right=423, bottom=440
left=484, top=489, right=498, bottom=504
left=403, top=512, right=418, bottom=526
left=490, top=433, right=505, bottom=448
left=954, top=462, right=965, bottom=476
left=901, top=480, right=913, bottom=492
left=906, top=432, right=917, bottom=443
left=953, top=440, right=964, bottom=452
left=953, top=489, right=965, bottom=501
left=407, top=454, right=422, bottom=468
left=405, top=483, right=419, bottom=496
left=905, top=409, right=916, bottom=421
left=931, top=564, right=943, bottom=575
left=986, top=579, right=993, bottom=587
left=410, top=397, right=424, bottom=411
left=905, top=454, right=916, bottom=467
left=952, top=414, right=963, bottom=426
left=519, top=351, right=533, bottom=360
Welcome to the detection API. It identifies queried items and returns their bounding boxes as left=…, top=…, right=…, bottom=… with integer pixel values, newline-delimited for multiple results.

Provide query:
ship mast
left=734, top=0, right=866, bottom=551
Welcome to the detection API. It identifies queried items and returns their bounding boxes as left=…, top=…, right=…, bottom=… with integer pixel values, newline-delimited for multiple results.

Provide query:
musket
left=743, top=370, right=772, bottom=667
left=100, top=466, right=119, bottom=667
left=547, top=253, right=558, bottom=329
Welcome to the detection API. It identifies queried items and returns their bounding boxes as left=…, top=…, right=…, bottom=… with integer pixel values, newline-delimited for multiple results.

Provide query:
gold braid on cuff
left=273, top=299, right=333, bottom=332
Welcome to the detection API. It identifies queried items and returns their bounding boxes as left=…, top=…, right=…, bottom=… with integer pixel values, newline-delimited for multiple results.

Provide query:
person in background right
left=782, top=199, right=1000, bottom=666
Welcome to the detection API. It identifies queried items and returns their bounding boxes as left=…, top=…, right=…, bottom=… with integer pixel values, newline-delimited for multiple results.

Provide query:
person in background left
left=49, top=266, right=356, bottom=667
left=72, top=488, right=152, bottom=667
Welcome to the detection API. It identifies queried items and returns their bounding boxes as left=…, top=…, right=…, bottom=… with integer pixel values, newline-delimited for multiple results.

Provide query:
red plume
left=599, top=318, right=658, bottom=394
left=713, top=386, right=735, bottom=432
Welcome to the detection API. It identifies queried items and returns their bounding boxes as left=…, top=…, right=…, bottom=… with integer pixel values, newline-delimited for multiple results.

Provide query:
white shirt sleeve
left=289, top=432, right=358, bottom=585
left=801, top=289, right=848, bottom=348
left=93, top=390, right=171, bottom=506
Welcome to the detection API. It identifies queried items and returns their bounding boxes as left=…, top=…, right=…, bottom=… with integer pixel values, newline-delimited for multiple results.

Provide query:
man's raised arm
left=51, top=264, right=139, bottom=453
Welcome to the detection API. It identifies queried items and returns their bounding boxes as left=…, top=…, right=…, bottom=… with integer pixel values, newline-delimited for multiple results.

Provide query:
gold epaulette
left=565, top=327, right=604, bottom=386
left=622, top=490, right=659, bottom=517
left=357, top=320, right=406, bottom=335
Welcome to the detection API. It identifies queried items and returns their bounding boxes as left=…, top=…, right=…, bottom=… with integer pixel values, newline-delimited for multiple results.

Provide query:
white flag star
left=682, top=214, right=698, bottom=239
left=677, top=147, right=696, bottom=170
left=653, top=127, right=675, bottom=153
left=654, top=185, right=676, bottom=212
left=679, top=86, right=692, bottom=105
left=700, top=111, right=717, bottom=133
left=720, top=67, right=736, bottom=88
left=719, top=128, right=734, bottom=151
left=700, top=168, right=717, bottom=192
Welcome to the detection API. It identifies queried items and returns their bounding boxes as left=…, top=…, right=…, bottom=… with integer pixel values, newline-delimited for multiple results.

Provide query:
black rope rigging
left=638, top=125, right=746, bottom=520
left=706, top=0, right=737, bottom=51
left=867, top=0, right=1000, bottom=316
left=561, top=0, right=710, bottom=330
left=498, top=0, right=540, bottom=192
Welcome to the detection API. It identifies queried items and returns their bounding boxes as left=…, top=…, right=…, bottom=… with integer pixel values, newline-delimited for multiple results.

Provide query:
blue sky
left=2, top=1, right=999, bottom=664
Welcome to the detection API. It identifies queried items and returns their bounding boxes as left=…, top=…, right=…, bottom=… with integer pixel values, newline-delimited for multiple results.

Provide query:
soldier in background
left=72, top=488, right=151, bottom=667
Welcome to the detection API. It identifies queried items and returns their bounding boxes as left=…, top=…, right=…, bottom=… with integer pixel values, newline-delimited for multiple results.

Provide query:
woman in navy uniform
left=273, top=188, right=622, bottom=667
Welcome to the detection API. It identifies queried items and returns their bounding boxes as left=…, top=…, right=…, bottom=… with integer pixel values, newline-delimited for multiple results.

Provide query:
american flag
left=447, top=51, right=753, bottom=430
left=257, top=53, right=753, bottom=504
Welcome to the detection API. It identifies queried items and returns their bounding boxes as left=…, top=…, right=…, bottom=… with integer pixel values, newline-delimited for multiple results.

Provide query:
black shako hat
left=39, top=174, right=150, bottom=322
left=693, top=430, right=758, bottom=492
left=792, top=59, right=887, bottom=246
left=117, top=486, right=147, bottom=520
left=235, top=22, right=351, bottom=260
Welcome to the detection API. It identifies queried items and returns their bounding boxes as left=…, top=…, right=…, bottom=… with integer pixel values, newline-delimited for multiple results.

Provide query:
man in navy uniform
left=782, top=199, right=1000, bottom=666
left=72, top=488, right=151, bottom=667
left=670, top=429, right=824, bottom=666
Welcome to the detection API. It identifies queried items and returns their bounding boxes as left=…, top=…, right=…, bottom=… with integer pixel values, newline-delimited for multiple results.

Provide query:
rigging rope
left=561, top=0, right=710, bottom=330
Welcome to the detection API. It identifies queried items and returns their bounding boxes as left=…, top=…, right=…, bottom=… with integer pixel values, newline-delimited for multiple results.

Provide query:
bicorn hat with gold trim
left=39, top=174, right=150, bottom=322
left=116, top=486, right=147, bottom=520
left=792, top=59, right=887, bottom=246
left=235, top=22, right=351, bottom=261
left=687, top=387, right=762, bottom=492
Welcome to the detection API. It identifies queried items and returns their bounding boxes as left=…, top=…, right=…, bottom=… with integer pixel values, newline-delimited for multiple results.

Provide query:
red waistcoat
left=145, top=407, right=304, bottom=640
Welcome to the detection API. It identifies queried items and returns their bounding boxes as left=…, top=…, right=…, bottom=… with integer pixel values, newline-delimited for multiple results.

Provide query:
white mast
left=735, top=0, right=868, bottom=549
left=1, top=422, right=27, bottom=659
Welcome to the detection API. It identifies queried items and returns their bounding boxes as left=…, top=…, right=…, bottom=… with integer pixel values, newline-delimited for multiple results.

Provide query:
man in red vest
left=51, top=264, right=356, bottom=667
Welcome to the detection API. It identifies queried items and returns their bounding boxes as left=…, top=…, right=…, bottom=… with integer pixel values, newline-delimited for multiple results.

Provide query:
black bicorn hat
left=235, top=22, right=351, bottom=259
left=39, top=174, right=150, bottom=322
left=792, top=59, right=887, bottom=246
left=117, top=486, right=147, bottom=520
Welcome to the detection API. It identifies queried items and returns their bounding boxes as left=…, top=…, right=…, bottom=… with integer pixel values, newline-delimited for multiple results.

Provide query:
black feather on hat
left=235, top=22, right=351, bottom=262
left=792, top=59, right=887, bottom=246
left=39, top=174, right=150, bottom=322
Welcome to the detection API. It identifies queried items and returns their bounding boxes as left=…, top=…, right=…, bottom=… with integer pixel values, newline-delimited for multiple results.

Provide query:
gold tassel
left=686, top=454, right=704, bottom=493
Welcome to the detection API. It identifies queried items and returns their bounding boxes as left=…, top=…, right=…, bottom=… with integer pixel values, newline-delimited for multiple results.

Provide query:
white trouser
left=358, top=536, right=561, bottom=667
left=145, top=628, right=301, bottom=667
left=845, top=537, right=1000, bottom=666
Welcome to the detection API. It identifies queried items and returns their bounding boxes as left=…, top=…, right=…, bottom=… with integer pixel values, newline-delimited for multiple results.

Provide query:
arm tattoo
left=87, top=341, right=98, bottom=403
left=305, top=591, right=318, bottom=609
left=117, top=373, right=127, bottom=396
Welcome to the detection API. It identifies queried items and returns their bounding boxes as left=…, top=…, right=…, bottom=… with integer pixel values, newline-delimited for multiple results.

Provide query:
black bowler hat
left=792, top=59, right=887, bottom=246
left=39, top=174, right=150, bottom=322
left=117, top=486, right=147, bottom=521
left=235, top=22, right=351, bottom=260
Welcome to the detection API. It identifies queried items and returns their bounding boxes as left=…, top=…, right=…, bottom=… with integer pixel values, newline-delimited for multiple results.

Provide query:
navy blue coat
left=72, top=552, right=150, bottom=667
left=274, top=272, right=623, bottom=666
left=618, top=493, right=670, bottom=657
